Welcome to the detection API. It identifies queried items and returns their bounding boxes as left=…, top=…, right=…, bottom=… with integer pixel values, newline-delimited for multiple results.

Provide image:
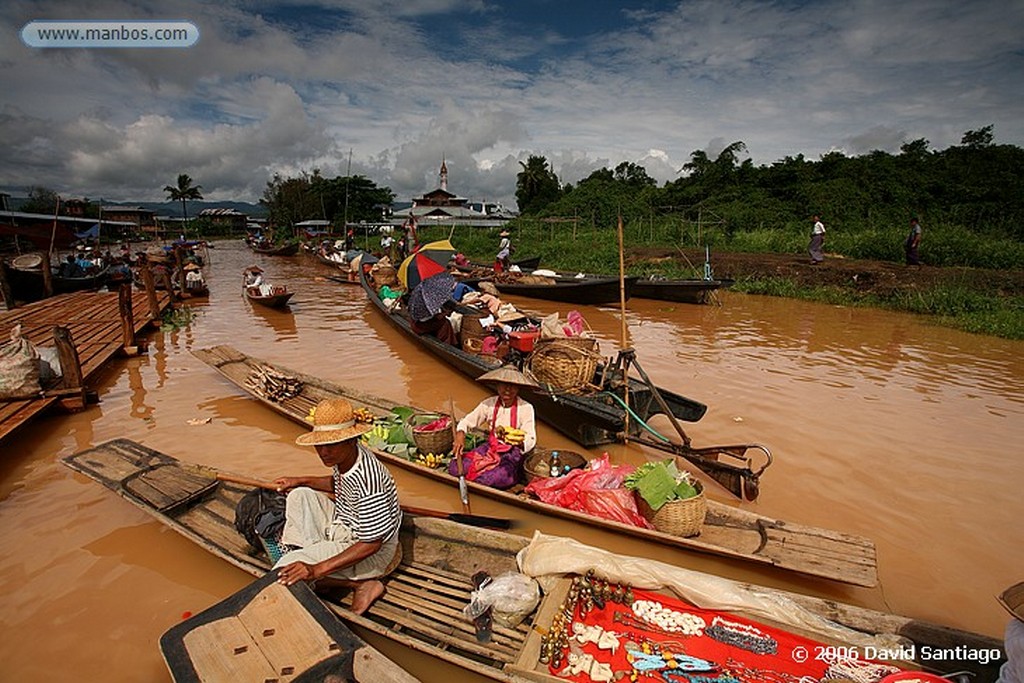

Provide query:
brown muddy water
left=1, top=241, right=1020, bottom=681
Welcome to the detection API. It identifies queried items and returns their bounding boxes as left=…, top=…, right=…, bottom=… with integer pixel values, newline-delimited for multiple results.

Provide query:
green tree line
left=514, top=126, right=1024, bottom=269
left=260, top=170, right=395, bottom=228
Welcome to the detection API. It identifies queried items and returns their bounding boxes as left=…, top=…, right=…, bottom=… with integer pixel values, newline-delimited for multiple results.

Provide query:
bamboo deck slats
left=0, top=288, right=172, bottom=444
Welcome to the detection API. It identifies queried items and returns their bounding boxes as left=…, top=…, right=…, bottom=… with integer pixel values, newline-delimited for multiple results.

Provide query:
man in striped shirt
left=273, top=398, right=402, bottom=615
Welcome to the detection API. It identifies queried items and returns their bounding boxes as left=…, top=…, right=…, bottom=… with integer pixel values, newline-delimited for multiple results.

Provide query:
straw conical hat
left=477, top=366, right=538, bottom=389
left=295, top=398, right=372, bottom=446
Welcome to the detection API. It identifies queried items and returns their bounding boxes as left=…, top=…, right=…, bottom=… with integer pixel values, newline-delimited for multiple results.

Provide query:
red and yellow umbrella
left=397, top=239, right=456, bottom=290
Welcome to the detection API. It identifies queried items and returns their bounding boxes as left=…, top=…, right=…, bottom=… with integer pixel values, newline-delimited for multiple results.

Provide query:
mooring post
left=40, top=251, right=54, bottom=298
left=0, top=261, right=15, bottom=310
left=53, top=325, right=87, bottom=411
left=139, top=257, right=162, bottom=326
left=160, top=268, right=177, bottom=301
left=118, top=283, right=139, bottom=355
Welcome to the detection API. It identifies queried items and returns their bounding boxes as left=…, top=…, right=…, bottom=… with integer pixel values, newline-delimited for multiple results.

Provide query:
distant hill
left=1, top=194, right=266, bottom=218
left=107, top=200, right=267, bottom=218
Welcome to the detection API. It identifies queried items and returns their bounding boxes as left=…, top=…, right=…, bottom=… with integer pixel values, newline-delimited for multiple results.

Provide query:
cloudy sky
left=3, top=0, right=1022, bottom=209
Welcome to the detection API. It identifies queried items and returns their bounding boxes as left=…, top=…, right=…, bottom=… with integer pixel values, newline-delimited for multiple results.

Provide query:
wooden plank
left=237, top=582, right=345, bottom=678
left=182, top=617, right=278, bottom=681
left=0, top=290, right=173, bottom=446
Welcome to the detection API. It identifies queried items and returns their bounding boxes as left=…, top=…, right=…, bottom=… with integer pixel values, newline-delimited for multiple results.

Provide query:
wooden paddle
left=213, top=472, right=511, bottom=530
left=449, top=396, right=472, bottom=515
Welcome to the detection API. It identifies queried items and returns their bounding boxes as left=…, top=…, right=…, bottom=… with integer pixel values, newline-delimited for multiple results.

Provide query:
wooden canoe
left=160, top=571, right=419, bottom=682
left=245, top=285, right=294, bottom=308
left=192, top=344, right=877, bottom=587
left=359, top=267, right=707, bottom=447
left=62, top=439, right=1001, bottom=682
left=631, top=277, right=729, bottom=305
left=482, top=274, right=638, bottom=305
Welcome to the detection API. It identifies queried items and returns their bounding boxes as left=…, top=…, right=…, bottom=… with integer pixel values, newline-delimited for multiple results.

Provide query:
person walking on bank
left=272, top=398, right=402, bottom=615
left=905, top=217, right=923, bottom=266
left=808, top=214, right=826, bottom=264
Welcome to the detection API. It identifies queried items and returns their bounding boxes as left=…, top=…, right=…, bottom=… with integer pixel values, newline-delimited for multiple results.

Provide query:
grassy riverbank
left=416, top=222, right=1024, bottom=340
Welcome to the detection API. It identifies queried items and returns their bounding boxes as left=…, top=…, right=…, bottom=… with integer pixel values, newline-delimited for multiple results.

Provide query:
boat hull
left=632, top=278, right=727, bottom=304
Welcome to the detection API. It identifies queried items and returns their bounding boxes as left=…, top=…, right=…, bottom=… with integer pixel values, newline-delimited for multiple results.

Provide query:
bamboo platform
left=0, top=288, right=173, bottom=444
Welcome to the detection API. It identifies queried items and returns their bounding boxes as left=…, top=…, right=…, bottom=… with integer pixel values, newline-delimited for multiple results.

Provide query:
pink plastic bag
left=563, top=310, right=587, bottom=337
left=525, top=454, right=652, bottom=528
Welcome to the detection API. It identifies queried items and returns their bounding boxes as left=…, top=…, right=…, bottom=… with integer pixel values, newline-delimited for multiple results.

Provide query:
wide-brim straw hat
left=296, top=398, right=372, bottom=447
left=477, top=365, right=539, bottom=389
left=183, top=263, right=201, bottom=271
left=998, top=581, right=1024, bottom=623
left=499, top=230, right=510, bottom=237
left=245, top=265, right=263, bottom=273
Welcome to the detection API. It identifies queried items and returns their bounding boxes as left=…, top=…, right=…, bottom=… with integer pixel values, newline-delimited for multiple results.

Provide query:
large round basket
left=523, top=449, right=588, bottom=483
left=406, top=413, right=454, bottom=455
left=636, top=483, right=706, bottom=538
left=528, top=337, right=600, bottom=391
left=460, top=309, right=492, bottom=341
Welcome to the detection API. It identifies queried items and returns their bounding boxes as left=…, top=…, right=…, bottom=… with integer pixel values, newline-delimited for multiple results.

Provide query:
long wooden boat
left=252, top=242, right=300, bottom=256
left=315, top=251, right=349, bottom=270
left=62, top=439, right=1003, bottom=683
left=632, top=277, right=731, bottom=305
left=360, top=268, right=771, bottom=501
left=5, top=256, right=110, bottom=302
left=484, top=274, right=638, bottom=305
left=160, top=570, right=419, bottom=682
left=245, top=284, right=294, bottom=308
left=192, top=345, right=876, bottom=587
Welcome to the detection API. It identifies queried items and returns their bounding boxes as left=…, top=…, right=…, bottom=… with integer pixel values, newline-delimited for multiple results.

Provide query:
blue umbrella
left=408, top=272, right=455, bottom=322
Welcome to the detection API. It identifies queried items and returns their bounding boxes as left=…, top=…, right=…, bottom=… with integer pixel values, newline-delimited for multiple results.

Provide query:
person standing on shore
left=808, top=215, right=826, bottom=264
left=905, top=217, right=923, bottom=266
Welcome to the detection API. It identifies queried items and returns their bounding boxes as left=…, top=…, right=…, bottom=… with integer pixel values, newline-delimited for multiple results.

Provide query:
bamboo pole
left=616, top=214, right=630, bottom=443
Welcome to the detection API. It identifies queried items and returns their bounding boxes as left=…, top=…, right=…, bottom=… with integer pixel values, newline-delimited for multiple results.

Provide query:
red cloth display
left=550, top=587, right=893, bottom=683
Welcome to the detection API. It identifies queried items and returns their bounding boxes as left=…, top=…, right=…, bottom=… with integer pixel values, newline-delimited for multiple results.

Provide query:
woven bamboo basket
left=460, top=309, right=492, bottom=341
left=523, top=449, right=587, bottom=483
left=406, top=413, right=454, bottom=455
left=636, top=482, right=706, bottom=538
left=528, top=337, right=600, bottom=391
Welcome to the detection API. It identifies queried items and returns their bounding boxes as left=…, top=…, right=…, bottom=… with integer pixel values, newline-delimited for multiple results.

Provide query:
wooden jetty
left=0, top=285, right=173, bottom=444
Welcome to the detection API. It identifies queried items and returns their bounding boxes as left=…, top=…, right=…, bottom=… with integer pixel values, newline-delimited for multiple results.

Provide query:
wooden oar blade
left=400, top=505, right=513, bottom=530
left=446, top=512, right=514, bottom=530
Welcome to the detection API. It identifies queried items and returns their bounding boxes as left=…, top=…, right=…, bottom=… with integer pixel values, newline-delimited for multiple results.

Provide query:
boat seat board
left=123, top=464, right=218, bottom=512
left=182, top=617, right=281, bottom=681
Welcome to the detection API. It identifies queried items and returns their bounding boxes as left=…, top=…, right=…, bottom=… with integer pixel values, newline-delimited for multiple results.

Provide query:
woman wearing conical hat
left=448, top=365, right=538, bottom=490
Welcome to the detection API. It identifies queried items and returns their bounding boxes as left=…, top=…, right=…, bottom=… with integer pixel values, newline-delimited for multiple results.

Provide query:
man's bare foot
left=350, top=579, right=386, bottom=615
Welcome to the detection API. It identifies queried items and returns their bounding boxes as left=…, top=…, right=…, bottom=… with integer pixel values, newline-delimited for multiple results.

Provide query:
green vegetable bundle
left=623, top=460, right=699, bottom=511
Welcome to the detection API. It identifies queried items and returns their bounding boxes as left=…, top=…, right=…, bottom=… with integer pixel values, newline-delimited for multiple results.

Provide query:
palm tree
left=164, top=174, right=203, bottom=236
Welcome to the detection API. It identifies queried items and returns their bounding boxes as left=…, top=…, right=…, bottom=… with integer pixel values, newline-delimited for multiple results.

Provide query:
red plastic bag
left=525, top=454, right=652, bottom=528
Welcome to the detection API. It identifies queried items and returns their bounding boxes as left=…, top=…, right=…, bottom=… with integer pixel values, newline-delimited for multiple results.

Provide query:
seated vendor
left=449, top=365, right=537, bottom=489
left=408, top=274, right=460, bottom=346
